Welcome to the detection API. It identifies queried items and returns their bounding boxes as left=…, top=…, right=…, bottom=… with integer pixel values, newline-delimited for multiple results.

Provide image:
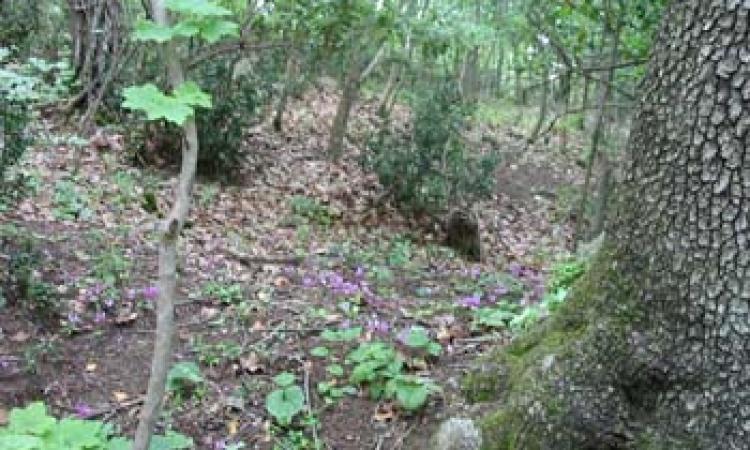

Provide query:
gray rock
left=431, top=418, right=482, bottom=450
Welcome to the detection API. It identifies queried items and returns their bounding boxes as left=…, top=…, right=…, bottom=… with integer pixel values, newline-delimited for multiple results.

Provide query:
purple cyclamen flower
left=142, top=286, right=159, bottom=300
left=458, top=294, right=482, bottom=309
left=94, top=311, right=106, bottom=323
left=126, top=288, right=137, bottom=300
left=354, top=266, right=366, bottom=278
left=494, top=284, right=509, bottom=296
left=73, top=403, right=95, bottom=419
left=302, top=276, right=316, bottom=288
left=336, top=282, right=359, bottom=295
left=508, top=263, right=524, bottom=278
left=67, top=312, right=81, bottom=325
left=366, top=317, right=390, bottom=335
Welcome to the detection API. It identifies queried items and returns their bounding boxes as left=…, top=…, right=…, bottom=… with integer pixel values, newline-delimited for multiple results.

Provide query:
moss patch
left=462, top=244, right=639, bottom=449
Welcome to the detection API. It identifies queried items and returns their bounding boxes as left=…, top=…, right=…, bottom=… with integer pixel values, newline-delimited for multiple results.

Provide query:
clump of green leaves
left=346, top=341, right=439, bottom=411
left=289, top=195, right=335, bottom=226
left=167, top=361, right=205, bottom=401
left=53, top=179, right=92, bottom=221
left=202, top=281, right=244, bottom=304
left=0, top=402, right=192, bottom=450
left=191, top=337, right=242, bottom=367
left=265, top=372, right=305, bottom=426
left=363, top=81, right=500, bottom=214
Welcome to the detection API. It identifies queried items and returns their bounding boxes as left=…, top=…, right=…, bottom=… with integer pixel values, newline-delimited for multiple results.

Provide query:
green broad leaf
left=133, top=20, right=175, bottom=43
left=474, top=307, right=515, bottom=328
left=426, top=342, right=443, bottom=357
left=7, top=402, right=56, bottom=436
left=149, top=431, right=193, bottom=450
left=0, top=435, right=44, bottom=450
left=166, top=361, right=203, bottom=391
left=107, top=437, right=133, bottom=450
left=321, top=327, right=361, bottom=342
left=173, top=81, right=211, bottom=108
left=49, top=418, right=106, bottom=448
left=349, top=361, right=381, bottom=384
left=326, top=364, right=344, bottom=377
left=273, top=372, right=296, bottom=387
left=403, top=326, right=431, bottom=348
left=197, top=18, right=239, bottom=43
left=393, top=380, right=429, bottom=410
left=171, top=20, right=201, bottom=38
left=265, top=386, right=305, bottom=426
left=310, top=346, right=330, bottom=357
left=122, top=84, right=194, bottom=125
left=165, top=0, right=232, bottom=16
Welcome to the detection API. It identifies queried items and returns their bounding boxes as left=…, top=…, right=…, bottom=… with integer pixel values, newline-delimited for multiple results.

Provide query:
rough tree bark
left=66, top=0, right=125, bottom=128
left=466, top=2, right=750, bottom=448
left=132, top=1, right=200, bottom=449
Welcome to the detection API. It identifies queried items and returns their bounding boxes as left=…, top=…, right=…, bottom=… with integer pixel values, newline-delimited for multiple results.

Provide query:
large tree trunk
left=467, top=2, right=750, bottom=448
left=66, top=0, right=125, bottom=129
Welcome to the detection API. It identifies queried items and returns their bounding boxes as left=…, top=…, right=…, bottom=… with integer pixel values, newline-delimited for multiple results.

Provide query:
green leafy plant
left=202, top=281, right=243, bottom=304
left=53, top=179, right=92, bottom=221
left=166, top=361, right=204, bottom=401
left=289, top=195, right=335, bottom=226
left=320, top=326, right=362, bottom=342
left=363, top=81, right=500, bottom=214
left=345, top=341, right=438, bottom=411
left=0, top=402, right=192, bottom=449
left=191, top=338, right=242, bottom=367
left=93, top=246, right=131, bottom=288
left=265, top=372, right=305, bottom=426
left=401, top=326, right=442, bottom=357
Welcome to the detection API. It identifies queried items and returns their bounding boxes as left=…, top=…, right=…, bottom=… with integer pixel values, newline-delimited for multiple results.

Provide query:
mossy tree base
left=463, top=246, right=701, bottom=449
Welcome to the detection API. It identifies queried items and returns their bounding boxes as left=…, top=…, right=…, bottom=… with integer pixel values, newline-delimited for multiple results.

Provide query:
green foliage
left=320, top=326, right=362, bottom=342
left=193, top=57, right=270, bottom=178
left=289, top=195, right=334, bottom=226
left=191, top=338, right=242, bottom=367
left=346, top=341, right=438, bottom=411
left=166, top=361, right=204, bottom=400
left=364, top=82, right=499, bottom=214
left=0, top=402, right=192, bottom=450
left=202, top=281, right=244, bottom=304
left=265, top=372, right=306, bottom=426
left=93, top=246, right=131, bottom=288
left=122, top=82, right=211, bottom=126
left=52, top=179, right=92, bottom=221
left=401, top=326, right=442, bottom=357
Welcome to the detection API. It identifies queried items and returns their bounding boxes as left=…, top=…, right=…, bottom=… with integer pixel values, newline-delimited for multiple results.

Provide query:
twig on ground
left=303, top=362, right=320, bottom=449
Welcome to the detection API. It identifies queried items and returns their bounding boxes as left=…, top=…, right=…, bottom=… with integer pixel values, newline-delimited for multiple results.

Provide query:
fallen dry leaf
left=113, top=391, right=129, bottom=402
left=86, top=362, right=98, bottom=372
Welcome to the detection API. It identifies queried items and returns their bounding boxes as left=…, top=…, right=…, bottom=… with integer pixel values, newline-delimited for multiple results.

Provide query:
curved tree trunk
left=470, top=2, right=750, bottom=448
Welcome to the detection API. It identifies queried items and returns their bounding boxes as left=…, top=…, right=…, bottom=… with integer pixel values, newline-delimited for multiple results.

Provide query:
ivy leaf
left=173, top=81, right=211, bottom=108
left=165, top=0, right=232, bottom=16
left=197, top=18, right=239, bottom=43
left=7, top=402, right=56, bottom=436
left=122, top=84, right=194, bottom=125
left=265, top=386, right=305, bottom=426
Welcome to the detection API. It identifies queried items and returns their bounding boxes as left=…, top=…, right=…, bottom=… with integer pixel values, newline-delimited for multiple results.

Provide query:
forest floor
left=0, top=84, right=585, bottom=449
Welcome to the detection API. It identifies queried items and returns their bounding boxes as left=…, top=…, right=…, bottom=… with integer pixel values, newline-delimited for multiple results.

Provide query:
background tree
left=466, top=1, right=750, bottom=447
